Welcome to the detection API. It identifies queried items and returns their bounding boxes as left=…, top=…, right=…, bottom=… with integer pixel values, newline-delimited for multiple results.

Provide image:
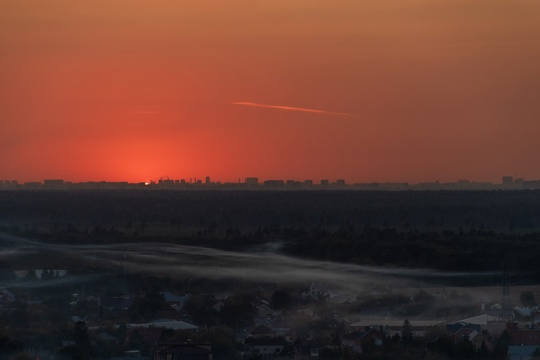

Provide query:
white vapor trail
left=231, top=101, right=360, bottom=117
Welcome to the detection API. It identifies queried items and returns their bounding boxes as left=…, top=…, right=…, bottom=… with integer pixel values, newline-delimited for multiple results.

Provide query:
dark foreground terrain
left=1, top=190, right=540, bottom=360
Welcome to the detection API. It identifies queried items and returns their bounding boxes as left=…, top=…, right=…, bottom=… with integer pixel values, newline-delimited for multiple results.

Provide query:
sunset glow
left=2, top=1, right=540, bottom=184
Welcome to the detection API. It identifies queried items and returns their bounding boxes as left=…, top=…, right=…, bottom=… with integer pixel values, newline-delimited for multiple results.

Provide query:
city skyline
left=2, top=1, right=540, bottom=184
left=2, top=174, right=540, bottom=191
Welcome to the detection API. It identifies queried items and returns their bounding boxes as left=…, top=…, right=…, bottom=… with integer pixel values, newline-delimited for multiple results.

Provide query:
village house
left=244, top=336, right=289, bottom=359
left=446, top=322, right=482, bottom=344
left=153, top=343, right=213, bottom=360
left=506, top=323, right=540, bottom=345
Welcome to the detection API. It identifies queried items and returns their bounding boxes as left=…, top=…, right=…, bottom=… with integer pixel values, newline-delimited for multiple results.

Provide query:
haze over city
left=2, top=1, right=540, bottom=184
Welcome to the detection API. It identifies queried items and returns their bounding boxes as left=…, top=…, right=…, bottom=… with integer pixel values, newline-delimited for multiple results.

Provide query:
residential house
left=507, top=323, right=540, bottom=345
left=350, top=320, right=443, bottom=338
left=469, top=332, right=494, bottom=352
left=507, top=345, right=540, bottom=360
left=128, top=319, right=199, bottom=332
left=160, top=292, right=189, bottom=312
left=153, top=343, right=213, bottom=360
left=250, top=325, right=276, bottom=338
left=100, top=296, right=134, bottom=311
left=301, top=283, right=331, bottom=302
left=446, top=322, right=482, bottom=344
left=244, top=336, right=289, bottom=359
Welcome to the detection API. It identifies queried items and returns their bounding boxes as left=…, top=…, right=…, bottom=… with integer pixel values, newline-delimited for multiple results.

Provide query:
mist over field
left=1, top=231, right=501, bottom=291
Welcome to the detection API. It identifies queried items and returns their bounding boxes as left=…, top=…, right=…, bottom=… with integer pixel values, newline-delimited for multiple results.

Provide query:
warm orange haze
left=2, top=1, right=540, bottom=184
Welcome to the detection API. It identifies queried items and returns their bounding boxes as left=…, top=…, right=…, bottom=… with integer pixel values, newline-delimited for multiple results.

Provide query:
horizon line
left=0, top=176, right=530, bottom=187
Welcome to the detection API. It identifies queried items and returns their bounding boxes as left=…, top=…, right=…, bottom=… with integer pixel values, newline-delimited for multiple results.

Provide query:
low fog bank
left=0, top=232, right=501, bottom=292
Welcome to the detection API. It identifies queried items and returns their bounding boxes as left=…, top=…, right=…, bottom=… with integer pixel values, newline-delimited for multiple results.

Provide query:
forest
left=1, top=189, right=539, bottom=279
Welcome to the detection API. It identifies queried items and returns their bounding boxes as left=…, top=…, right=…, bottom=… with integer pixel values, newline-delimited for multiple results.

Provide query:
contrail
left=231, top=101, right=360, bottom=117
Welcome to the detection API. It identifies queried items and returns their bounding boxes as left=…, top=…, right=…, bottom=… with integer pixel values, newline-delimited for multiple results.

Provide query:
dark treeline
left=1, top=190, right=540, bottom=278
left=282, top=227, right=540, bottom=280
left=1, top=189, right=540, bottom=231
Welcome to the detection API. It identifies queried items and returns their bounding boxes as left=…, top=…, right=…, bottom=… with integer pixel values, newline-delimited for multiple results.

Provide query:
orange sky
left=2, top=0, right=540, bottom=184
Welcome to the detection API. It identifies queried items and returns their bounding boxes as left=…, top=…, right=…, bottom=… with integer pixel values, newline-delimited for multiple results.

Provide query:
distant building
left=205, top=176, right=211, bottom=184
left=286, top=180, right=301, bottom=188
left=43, top=179, right=64, bottom=188
left=336, top=179, right=346, bottom=186
left=245, top=177, right=259, bottom=186
left=320, top=180, right=329, bottom=186
left=160, top=179, right=175, bottom=186
left=264, top=180, right=285, bottom=188
left=502, top=176, right=514, bottom=186
left=24, top=182, right=42, bottom=189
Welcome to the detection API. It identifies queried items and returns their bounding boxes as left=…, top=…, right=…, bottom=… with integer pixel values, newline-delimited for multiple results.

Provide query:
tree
left=477, top=340, right=490, bottom=359
left=74, top=320, right=91, bottom=352
left=219, top=293, right=257, bottom=330
left=60, top=321, right=92, bottom=360
left=129, top=290, right=169, bottom=321
left=492, top=330, right=511, bottom=360
left=520, top=291, right=536, bottom=307
left=402, top=319, right=413, bottom=344
left=271, top=289, right=292, bottom=310
left=413, top=289, right=434, bottom=303
left=183, top=295, right=218, bottom=327
left=0, top=334, right=24, bottom=356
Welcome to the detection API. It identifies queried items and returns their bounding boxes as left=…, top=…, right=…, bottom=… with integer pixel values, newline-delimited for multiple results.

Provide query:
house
left=258, top=304, right=276, bottom=318
left=457, top=313, right=502, bottom=326
left=244, top=336, right=289, bottom=359
left=294, top=309, right=321, bottom=322
left=160, top=292, right=189, bottom=311
left=98, top=332, right=119, bottom=344
left=514, top=307, right=536, bottom=322
left=250, top=325, right=276, bottom=338
left=340, top=339, right=362, bottom=356
left=358, top=326, right=385, bottom=347
left=506, top=323, right=540, bottom=345
left=0, top=289, right=15, bottom=303
left=293, top=340, right=322, bottom=360
left=350, top=320, right=443, bottom=338
left=254, top=316, right=274, bottom=328
left=301, top=283, right=331, bottom=302
left=125, top=327, right=163, bottom=348
left=111, top=350, right=149, bottom=360
left=128, top=319, right=199, bottom=332
left=468, top=332, right=494, bottom=352
left=507, top=345, right=540, bottom=360
left=153, top=343, right=213, bottom=360
left=446, top=322, right=482, bottom=344
left=100, top=296, right=134, bottom=311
